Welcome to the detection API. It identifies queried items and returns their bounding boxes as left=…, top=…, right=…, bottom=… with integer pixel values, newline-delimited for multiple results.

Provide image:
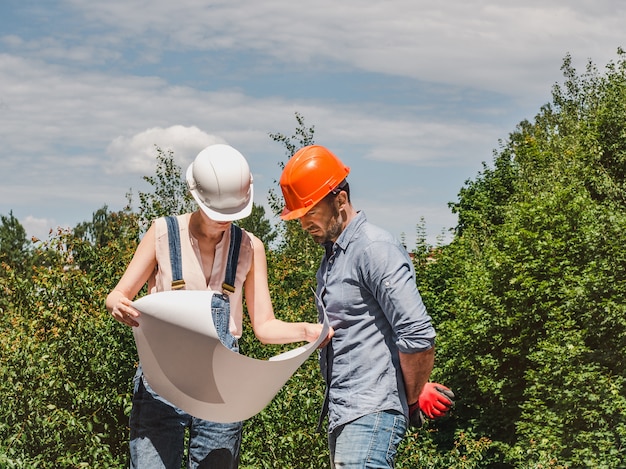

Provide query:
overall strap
left=222, top=224, right=242, bottom=294
left=165, top=216, right=185, bottom=290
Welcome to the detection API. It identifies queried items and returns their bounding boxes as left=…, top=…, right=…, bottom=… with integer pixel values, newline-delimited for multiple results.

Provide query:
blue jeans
left=129, top=293, right=241, bottom=469
left=328, top=410, right=407, bottom=468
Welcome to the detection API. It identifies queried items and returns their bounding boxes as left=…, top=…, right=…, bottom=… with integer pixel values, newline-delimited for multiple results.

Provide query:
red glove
left=417, top=382, right=455, bottom=419
left=408, top=382, right=454, bottom=428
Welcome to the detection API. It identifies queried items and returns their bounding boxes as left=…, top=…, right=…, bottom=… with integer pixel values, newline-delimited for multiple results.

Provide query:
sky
left=1, top=1, right=624, bottom=248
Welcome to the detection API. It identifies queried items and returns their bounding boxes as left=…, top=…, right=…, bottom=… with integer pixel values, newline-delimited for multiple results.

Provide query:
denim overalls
left=130, top=218, right=243, bottom=469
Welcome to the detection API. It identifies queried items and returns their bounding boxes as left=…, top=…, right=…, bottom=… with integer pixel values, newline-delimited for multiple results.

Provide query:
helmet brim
left=280, top=204, right=310, bottom=221
left=190, top=185, right=254, bottom=221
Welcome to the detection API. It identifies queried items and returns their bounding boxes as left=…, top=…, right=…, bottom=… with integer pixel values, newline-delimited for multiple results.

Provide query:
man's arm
left=399, top=346, right=435, bottom=405
left=400, top=347, right=455, bottom=428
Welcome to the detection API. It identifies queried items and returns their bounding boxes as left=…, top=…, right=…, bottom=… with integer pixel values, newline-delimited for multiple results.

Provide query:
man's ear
left=336, top=191, right=348, bottom=209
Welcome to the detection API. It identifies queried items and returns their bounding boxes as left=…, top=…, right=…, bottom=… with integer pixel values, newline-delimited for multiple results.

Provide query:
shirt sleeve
left=360, top=240, right=436, bottom=353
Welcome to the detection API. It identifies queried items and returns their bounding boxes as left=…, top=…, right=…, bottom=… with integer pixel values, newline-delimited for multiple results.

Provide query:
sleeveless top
left=147, top=213, right=254, bottom=338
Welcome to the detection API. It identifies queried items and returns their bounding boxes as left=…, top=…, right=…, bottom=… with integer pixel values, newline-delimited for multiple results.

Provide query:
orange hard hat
left=279, top=145, right=350, bottom=220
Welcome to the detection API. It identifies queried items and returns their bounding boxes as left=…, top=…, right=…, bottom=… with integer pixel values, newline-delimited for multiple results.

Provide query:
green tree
left=137, top=146, right=195, bottom=230
left=236, top=203, right=277, bottom=246
left=426, top=49, right=626, bottom=468
left=74, top=204, right=128, bottom=247
left=0, top=224, right=138, bottom=467
left=72, top=201, right=141, bottom=273
left=267, top=111, right=322, bottom=273
left=0, top=211, right=31, bottom=269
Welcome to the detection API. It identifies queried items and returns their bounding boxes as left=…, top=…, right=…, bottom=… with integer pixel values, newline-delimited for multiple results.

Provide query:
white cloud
left=62, top=0, right=625, bottom=99
left=21, top=215, right=59, bottom=242
left=106, top=126, right=226, bottom=174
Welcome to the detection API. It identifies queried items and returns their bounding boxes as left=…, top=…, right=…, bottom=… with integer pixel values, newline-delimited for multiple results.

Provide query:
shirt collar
left=332, top=210, right=366, bottom=253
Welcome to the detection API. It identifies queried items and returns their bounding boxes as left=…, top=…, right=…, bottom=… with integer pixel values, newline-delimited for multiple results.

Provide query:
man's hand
left=408, top=382, right=454, bottom=428
left=418, top=382, right=455, bottom=419
left=408, top=401, right=425, bottom=428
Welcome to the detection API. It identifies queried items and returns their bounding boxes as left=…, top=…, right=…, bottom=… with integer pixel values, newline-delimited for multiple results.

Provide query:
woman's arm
left=244, top=233, right=330, bottom=345
left=105, top=224, right=158, bottom=327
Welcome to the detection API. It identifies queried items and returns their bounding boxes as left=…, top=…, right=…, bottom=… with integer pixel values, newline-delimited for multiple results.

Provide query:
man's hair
left=326, top=179, right=350, bottom=203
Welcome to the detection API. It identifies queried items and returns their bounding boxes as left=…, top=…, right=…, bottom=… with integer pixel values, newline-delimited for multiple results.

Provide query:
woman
left=106, top=143, right=330, bottom=469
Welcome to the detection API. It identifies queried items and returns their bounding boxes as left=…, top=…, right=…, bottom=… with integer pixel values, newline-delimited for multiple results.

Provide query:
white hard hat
left=186, top=144, right=254, bottom=221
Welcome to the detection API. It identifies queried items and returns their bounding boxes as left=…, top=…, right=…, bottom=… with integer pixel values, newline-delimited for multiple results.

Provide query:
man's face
left=298, top=196, right=343, bottom=245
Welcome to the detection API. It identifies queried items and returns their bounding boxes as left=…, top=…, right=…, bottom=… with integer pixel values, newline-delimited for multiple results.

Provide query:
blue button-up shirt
left=316, top=211, right=435, bottom=433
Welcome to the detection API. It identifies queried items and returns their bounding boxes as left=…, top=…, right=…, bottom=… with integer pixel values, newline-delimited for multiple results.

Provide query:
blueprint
left=132, top=290, right=328, bottom=422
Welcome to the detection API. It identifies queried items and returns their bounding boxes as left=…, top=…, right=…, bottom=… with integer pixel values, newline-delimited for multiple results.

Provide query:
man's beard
left=313, top=206, right=343, bottom=244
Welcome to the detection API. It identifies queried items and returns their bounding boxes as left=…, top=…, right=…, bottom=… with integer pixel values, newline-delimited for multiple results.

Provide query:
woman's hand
left=110, top=295, right=140, bottom=327
left=304, top=323, right=334, bottom=348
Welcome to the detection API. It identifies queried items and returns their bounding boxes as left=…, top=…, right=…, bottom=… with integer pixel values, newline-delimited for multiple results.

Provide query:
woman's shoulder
left=241, top=228, right=262, bottom=250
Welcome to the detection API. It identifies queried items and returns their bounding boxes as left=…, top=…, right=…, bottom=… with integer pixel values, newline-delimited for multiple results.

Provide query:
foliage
left=267, top=112, right=323, bottom=270
left=236, top=203, right=278, bottom=247
left=71, top=201, right=141, bottom=274
left=0, top=210, right=32, bottom=271
left=426, top=48, right=626, bottom=468
left=137, top=146, right=195, bottom=231
left=0, top=216, right=139, bottom=467
left=240, top=321, right=327, bottom=468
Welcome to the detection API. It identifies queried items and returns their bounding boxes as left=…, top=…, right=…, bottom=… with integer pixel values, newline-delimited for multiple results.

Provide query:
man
left=279, top=145, right=453, bottom=468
